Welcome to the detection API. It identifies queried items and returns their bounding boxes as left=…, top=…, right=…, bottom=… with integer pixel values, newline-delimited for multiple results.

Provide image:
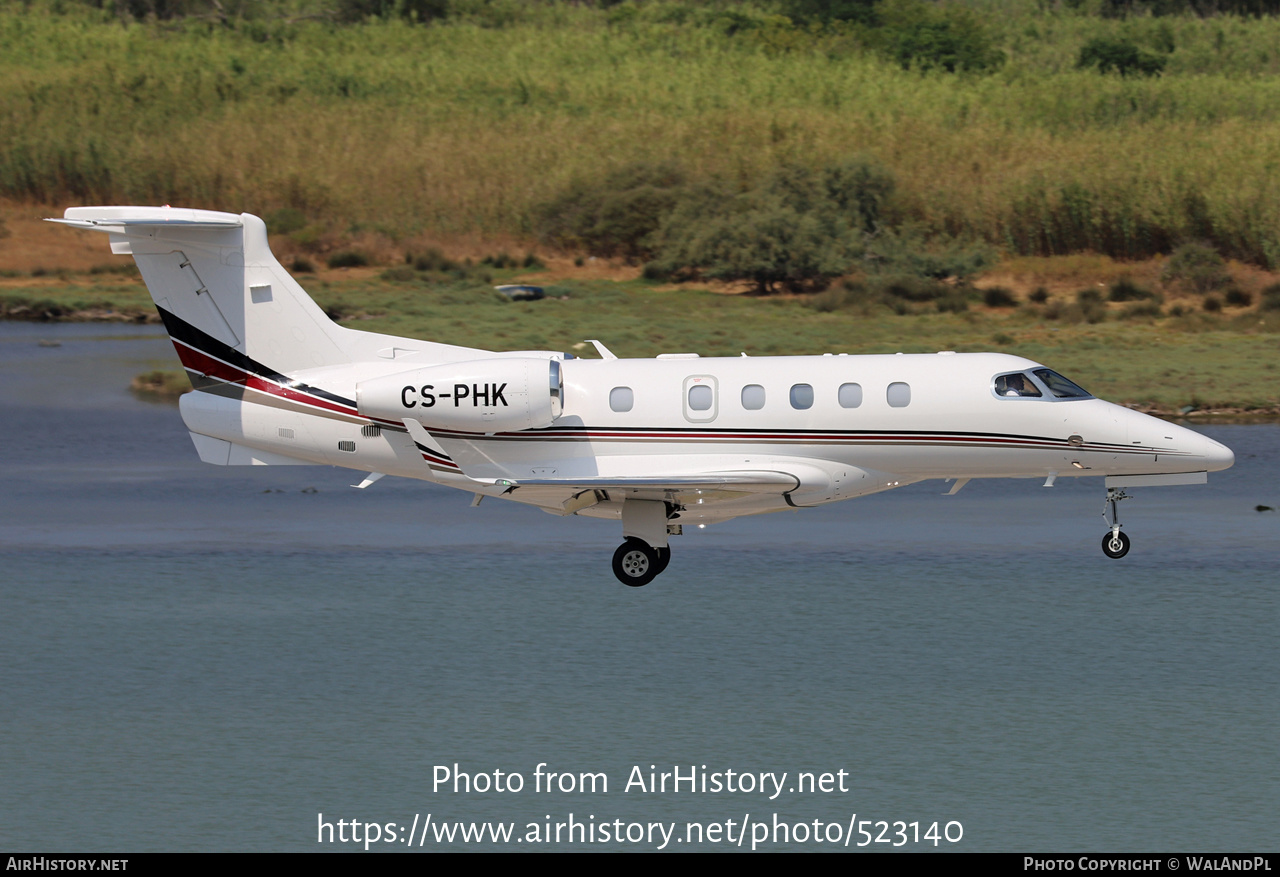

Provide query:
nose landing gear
left=1101, top=487, right=1132, bottom=559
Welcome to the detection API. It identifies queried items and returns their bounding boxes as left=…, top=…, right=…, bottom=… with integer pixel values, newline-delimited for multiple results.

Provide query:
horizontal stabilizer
left=188, top=432, right=315, bottom=466
left=48, top=206, right=243, bottom=231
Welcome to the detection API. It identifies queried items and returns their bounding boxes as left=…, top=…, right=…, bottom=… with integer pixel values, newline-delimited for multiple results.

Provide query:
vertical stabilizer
left=54, top=206, right=353, bottom=375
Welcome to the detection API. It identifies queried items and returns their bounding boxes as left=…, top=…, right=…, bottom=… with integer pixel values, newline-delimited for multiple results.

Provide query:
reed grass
left=7, top=2, right=1280, bottom=262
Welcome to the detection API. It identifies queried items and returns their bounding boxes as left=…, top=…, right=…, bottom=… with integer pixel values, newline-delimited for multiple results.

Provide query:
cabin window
left=790, top=383, right=814, bottom=410
left=887, top=382, right=911, bottom=408
left=838, top=383, right=863, bottom=409
left=741, top=384, right=765, bottom=410
left=688, top=384, right=713, bottom=411
left=994, top=372, right=1042, bottom=398
left=610, top=387, right=634, bottom=412
left=683, top=375, right=718, bottom=422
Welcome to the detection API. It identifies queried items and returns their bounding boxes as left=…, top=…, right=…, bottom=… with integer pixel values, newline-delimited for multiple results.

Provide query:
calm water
left=1, top=322, right=1276, bottom=852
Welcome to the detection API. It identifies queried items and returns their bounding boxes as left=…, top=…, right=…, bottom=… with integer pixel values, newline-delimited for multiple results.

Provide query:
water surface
left=1, top=323, right=1276, bottom=851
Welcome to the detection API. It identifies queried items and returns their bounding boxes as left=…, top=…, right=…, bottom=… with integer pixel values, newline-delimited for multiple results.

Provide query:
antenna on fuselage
left=585, top=339, right=618, bottom=360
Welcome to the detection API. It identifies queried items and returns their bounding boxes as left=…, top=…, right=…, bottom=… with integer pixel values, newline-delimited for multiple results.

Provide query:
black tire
left=1101, top=530, right=1131, bottom=559
left=653, top=545, right=671, bottom=575
left=612, top=539, right=659, bottom=587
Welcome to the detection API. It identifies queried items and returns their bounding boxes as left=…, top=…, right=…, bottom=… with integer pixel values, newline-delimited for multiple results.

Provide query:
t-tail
left=50, top=206, right=483, bottom=376
left=50, top=206, right=502, bottom=477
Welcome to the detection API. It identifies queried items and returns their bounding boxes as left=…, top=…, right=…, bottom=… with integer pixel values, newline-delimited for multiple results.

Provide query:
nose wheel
left=1102, top=530, right=1131, bottom=559
left=611, top=538, right=671, bottom=587
left=1101, top=487, right=1131, bottom=559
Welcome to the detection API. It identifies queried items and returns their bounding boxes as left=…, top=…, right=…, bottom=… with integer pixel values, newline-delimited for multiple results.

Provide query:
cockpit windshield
left=994, top=372, right=1041, bottom=397
left=1032, top=368, right=1092, bottom=399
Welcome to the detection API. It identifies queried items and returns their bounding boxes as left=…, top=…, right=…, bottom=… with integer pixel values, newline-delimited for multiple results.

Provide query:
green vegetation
left=3, top=0, right=1279, bottom=415
left=1162, top=241, right=1231, bottom=294
left=1107, top=277, right=1158, bottom=301
left=641, top=158, right=896, bottom=293
left=1077, top=36, right=1167, bottom=76
left=326, top=250, right=372, bottom=269
left=9, top=0, right=1280, bottom=272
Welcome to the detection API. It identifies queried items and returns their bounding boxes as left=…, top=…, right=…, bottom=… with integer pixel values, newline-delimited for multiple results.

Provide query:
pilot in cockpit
left=996, top=373, right=1040, bottom=397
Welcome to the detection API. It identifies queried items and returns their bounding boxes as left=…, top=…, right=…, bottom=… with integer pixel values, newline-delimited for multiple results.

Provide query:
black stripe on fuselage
left=157, top=305, right=357, bottom=410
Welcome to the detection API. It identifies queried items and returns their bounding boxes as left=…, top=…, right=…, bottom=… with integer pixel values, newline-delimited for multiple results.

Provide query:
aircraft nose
left=1202, top=436, right=1235, bottom=472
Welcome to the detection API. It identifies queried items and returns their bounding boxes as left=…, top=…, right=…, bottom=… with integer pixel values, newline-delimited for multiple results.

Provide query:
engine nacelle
left=357, top=358, right=563, bottom=433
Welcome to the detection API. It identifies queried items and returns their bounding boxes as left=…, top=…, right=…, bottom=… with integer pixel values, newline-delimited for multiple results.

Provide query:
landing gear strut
left=612, top=537, right=667, bottom=587
left=1101, top=487, right=1132, bottom=559
left=612, top=499, right=678, bottom=586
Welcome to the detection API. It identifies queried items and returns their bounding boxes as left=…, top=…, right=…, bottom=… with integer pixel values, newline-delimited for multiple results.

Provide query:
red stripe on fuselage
left=173, top=338, right=357, bottom=418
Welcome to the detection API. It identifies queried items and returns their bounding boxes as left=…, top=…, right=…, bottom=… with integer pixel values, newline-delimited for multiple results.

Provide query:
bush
left=1028, top=286, right=1050, bottom=304
left=1043, top=290, right=1109, bottom=323
left=1077, top=38, right=1166, bottom=77
left=481, top=252, right=517, bottom=269
left=876, top=0, right=1005, bottom=74
left=412, top=248, right=459, bottom=272
left=983, top=286, right=1018, bottom=308
left=862, top=227, right=994, bottom=282
left=1203, top=295, right=1223, bottom=312
left=1120, top=301, right=1164, bottom=320
left=647, top=194, right=852, bottom=294
left=1163, top=243, right=1230, bottom=294
left=327, top=250, right=370, bottom=269
left=1224, top=287, right=1253, bottom=307
left=535, top=161, right=689, bottom=262
left=289, top=255, right=317, bottom=273
left=1108, top=277, right=1156, bottom=301
left=876, top=274, right=952, bottom=302
left=1260, top=284, right=1280, bottom=312
left=645, top=158, right=896, bottom=294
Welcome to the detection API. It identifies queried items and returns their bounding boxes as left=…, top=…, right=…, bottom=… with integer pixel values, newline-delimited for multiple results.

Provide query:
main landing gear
left=1101, top=487, right=1132, bottom=559
left=611, top=499, right=678, bottom=587
left=611, top=538, right=671, bottom=587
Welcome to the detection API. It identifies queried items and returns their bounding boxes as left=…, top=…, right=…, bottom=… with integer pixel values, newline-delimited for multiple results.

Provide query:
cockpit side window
left=1032, top=368, right=1092, bottom=399
left=994, top=372, right=1042, bottom=398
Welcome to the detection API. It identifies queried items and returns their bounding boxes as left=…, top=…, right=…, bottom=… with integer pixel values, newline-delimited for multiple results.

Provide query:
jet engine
left=357, top=358, right=563, bottom=433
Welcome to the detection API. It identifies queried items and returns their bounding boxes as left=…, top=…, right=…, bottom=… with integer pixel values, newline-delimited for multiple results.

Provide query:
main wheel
left=1101, top=530, right=1131, bottom=559
left=612, top=538, right=659, bottom=587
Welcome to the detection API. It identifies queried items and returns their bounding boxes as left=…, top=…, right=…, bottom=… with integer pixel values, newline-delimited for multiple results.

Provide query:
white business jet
left=53, top=207, right=1234, bottom=586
